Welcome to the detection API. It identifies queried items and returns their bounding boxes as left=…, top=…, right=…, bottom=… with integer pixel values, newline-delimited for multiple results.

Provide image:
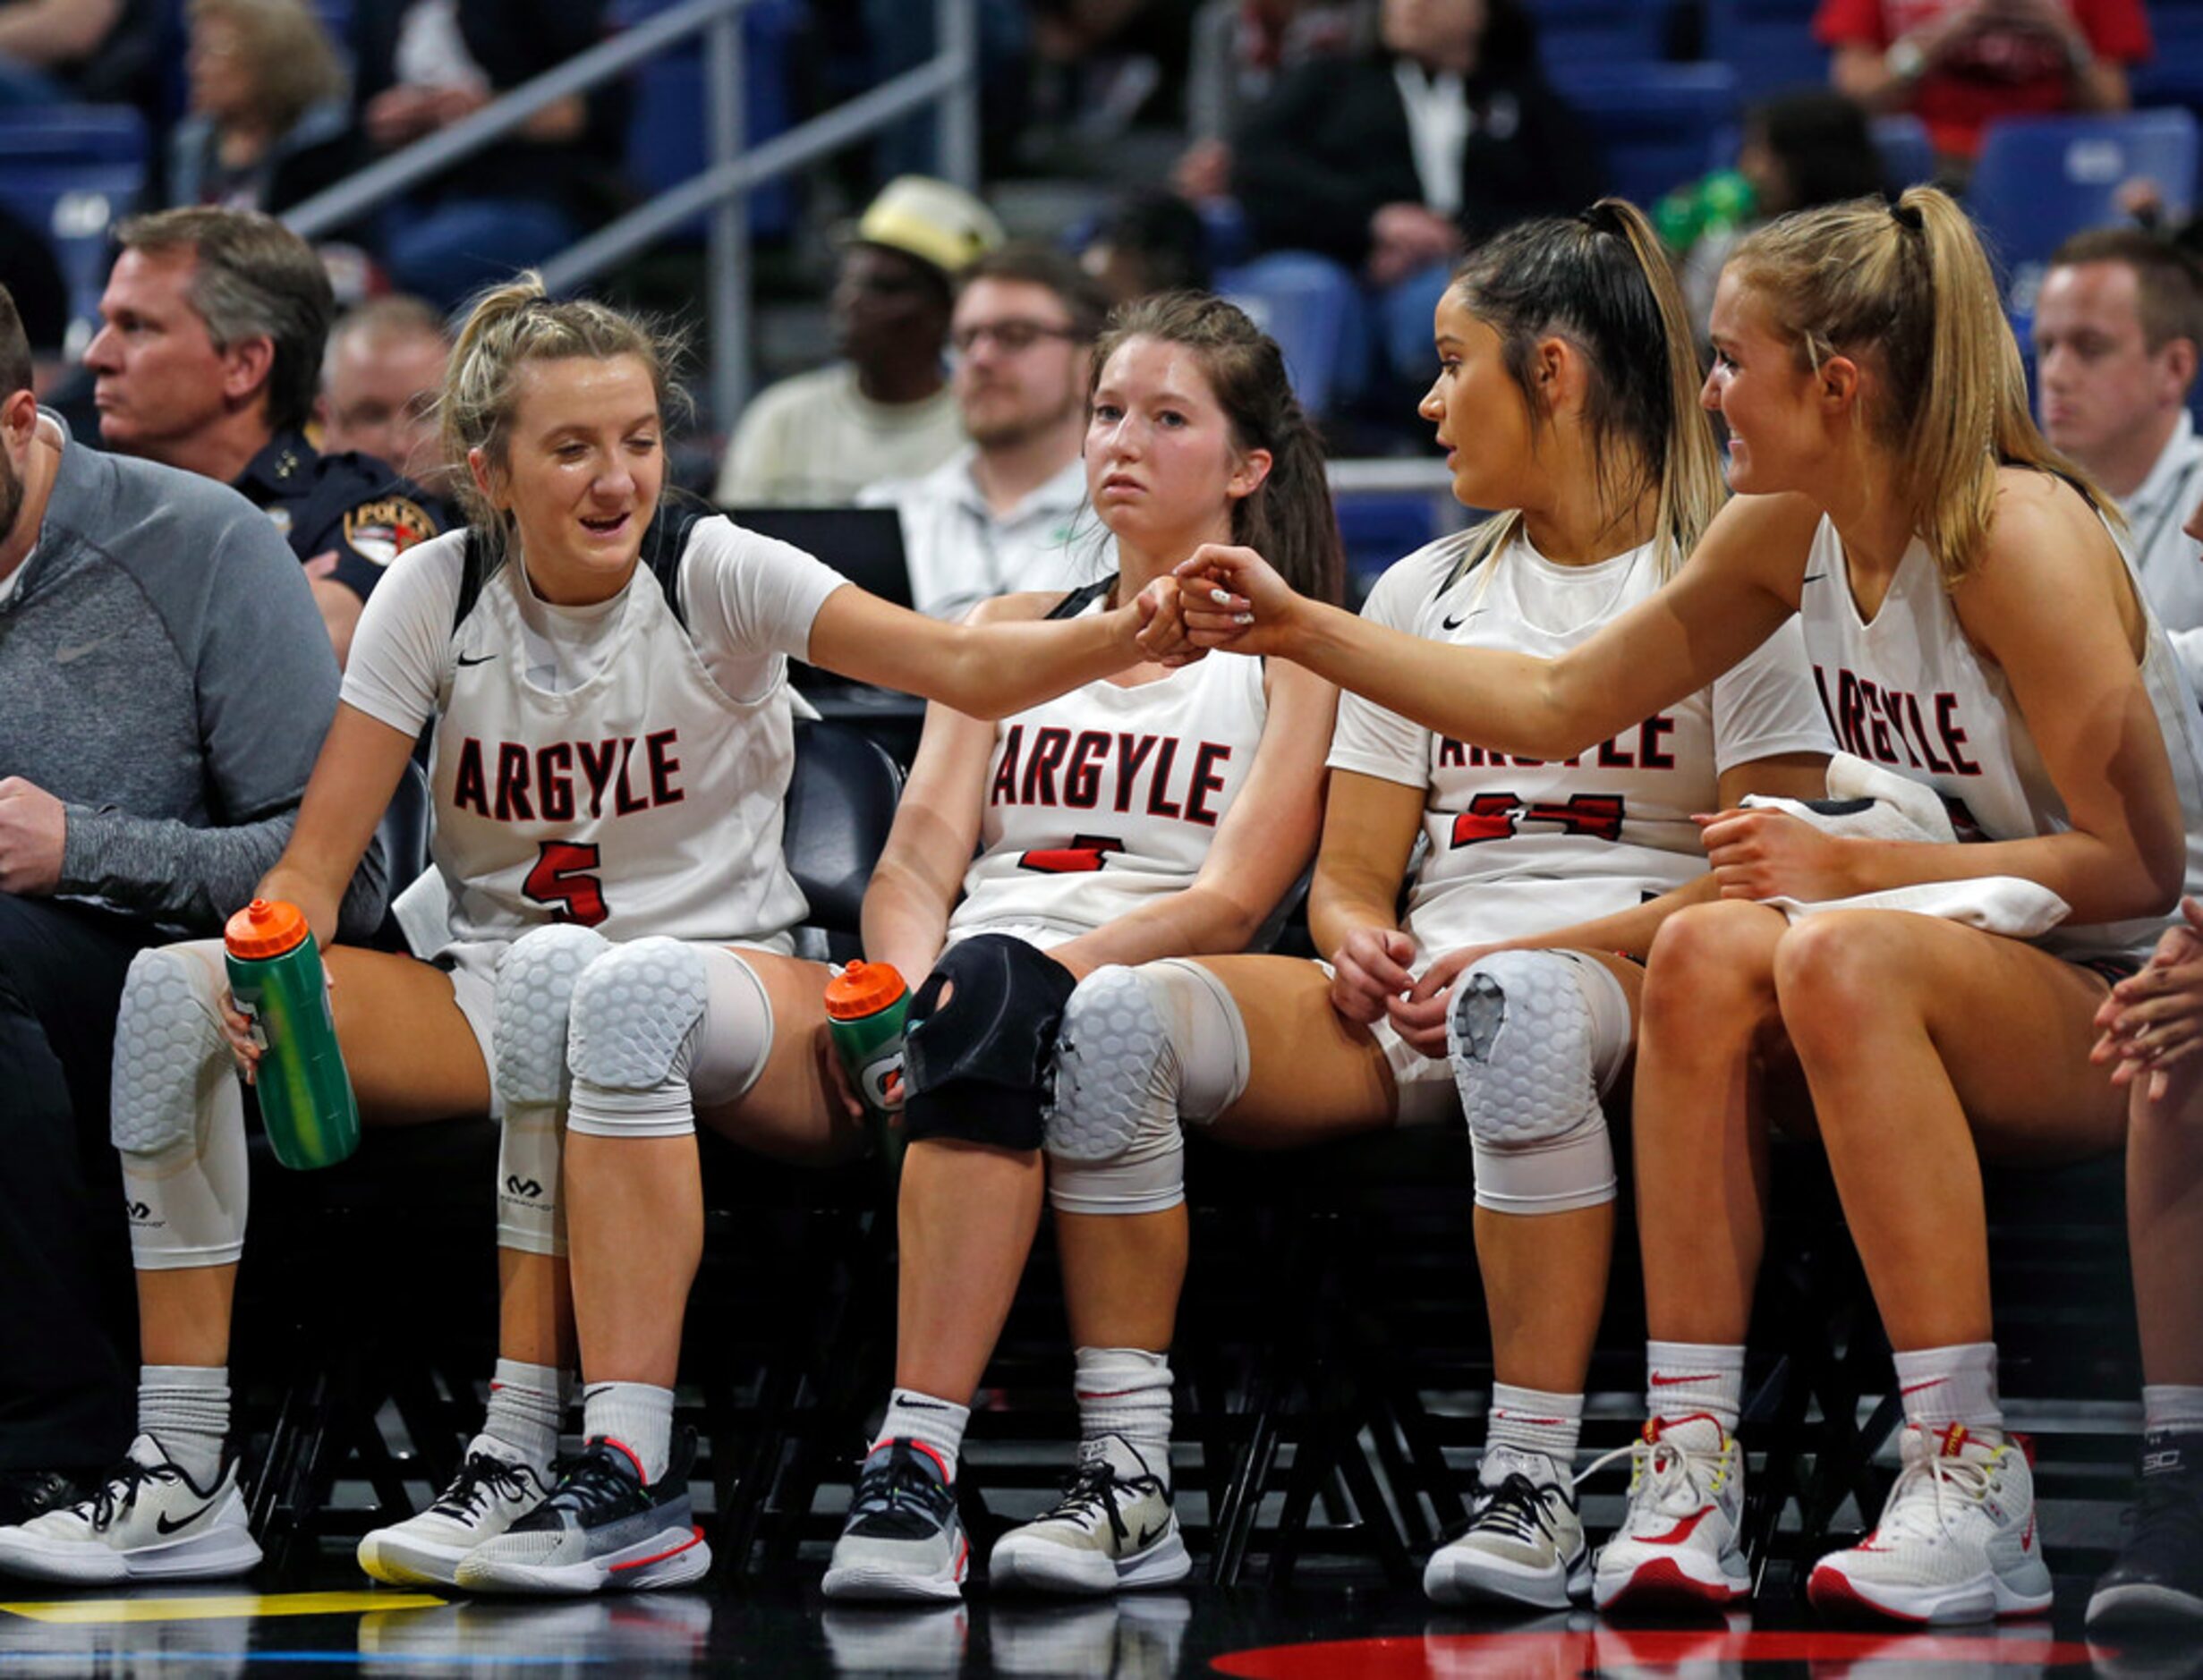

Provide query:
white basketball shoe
left=1425, top=1446, right=1590, bottom=1608
left=1590, top=1414, right=1751, bottom=1611
left=357, top=1436, right=551, bottom=1586
left=0, top=1434, right=259, bottom=1584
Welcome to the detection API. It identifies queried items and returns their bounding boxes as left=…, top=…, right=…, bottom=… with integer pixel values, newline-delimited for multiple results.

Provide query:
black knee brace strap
left=901, top=933, right=1076, bottom=1150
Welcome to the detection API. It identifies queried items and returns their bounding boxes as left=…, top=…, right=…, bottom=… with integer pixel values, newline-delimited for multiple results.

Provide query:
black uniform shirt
left=233, top=429, right=447, bottom=605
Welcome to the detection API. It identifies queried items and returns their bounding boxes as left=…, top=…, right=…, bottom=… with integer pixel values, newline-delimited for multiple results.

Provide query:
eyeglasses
left=949, top=319, right=1085, bottom=356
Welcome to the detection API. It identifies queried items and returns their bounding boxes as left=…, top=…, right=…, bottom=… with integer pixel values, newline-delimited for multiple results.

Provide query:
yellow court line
left=0, top=1590, right=444, bottom=1625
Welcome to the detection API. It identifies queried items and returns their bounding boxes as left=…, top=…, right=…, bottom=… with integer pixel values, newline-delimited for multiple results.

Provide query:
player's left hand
left=1390, top=942, right=1517, bottom=1059
left=2093, top=897, right=2203, bottom=1105
left=1695, top=807, right=1855, bottom=903
left=0, top=776, right=66, bottom=895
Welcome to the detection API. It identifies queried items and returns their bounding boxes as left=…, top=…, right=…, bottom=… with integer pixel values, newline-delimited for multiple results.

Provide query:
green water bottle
left=225, top=898, right=360, bottom=1170
left=825, top=961, right=909, bottom=1170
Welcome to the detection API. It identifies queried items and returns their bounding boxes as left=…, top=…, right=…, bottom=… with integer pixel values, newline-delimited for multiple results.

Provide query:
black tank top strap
left=1048, top=576, right=1116, bottom=621
left=451, top=501, right=708, bottom=638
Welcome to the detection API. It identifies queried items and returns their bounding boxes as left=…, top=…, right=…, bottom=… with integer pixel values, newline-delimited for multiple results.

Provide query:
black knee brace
left=901, top=933, right=1076, bottom=1150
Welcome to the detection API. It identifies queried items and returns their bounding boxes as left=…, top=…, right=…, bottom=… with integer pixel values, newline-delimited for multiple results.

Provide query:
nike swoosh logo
left=1441, top=609, right=1485, bottom=631
left=155, top=1497, right=225, bottom=1534
left=1133, top=1521, right=1168, bottom=1549
left=893, top=1397, right=951, bottom=1412
left=1649, top=1372, right=1723, bottom=1387
left=1899, top=1379, right=1946, bottom=1396
left=1801, top=573, right=1826, bottom=583
left=456, top=653, right=497, bottom=666
left=55, top=635, right=120, bottom=664
left=1637, top=1506, right=1712, bottom=1547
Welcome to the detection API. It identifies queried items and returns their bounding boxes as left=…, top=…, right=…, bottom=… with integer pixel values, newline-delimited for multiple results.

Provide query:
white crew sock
left=1892, top=1342, right=2003, bottom=1433
left=874, top=1389, right=971, bottom=1475
left=139, top=1364, right=230, bottom=1486
left=1075, top=1346, right=1172, bottom=1488
left=2144, top=1385, right=2203, bottom=1438
left=1486, top=1382, right=1584, bottom=1471
left=581, top=1380, right=675, bottom=1483
left=1646, top=1340, right=1745, bottom=1434
left=481, top=1358, right=569, bottom=1470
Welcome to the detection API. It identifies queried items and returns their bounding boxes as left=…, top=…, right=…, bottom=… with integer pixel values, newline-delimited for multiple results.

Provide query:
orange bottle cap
left=224, top=898, right=311, bottom=961
left=824, top=960, right=907, bottom=1020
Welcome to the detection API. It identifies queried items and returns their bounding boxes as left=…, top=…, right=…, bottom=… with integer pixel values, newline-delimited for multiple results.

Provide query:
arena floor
left=0, top=1567, right=2184, bottom=1678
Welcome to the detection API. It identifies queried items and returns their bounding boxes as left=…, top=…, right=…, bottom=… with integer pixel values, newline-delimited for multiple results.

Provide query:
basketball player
left=819, top=293, right=1342, bottom=1603
left=1175, top=188, right=2203, bottom=1623
left=986, top=200, right=1832, bottom=1604
left=0, top=276, right=1188, bottom=1589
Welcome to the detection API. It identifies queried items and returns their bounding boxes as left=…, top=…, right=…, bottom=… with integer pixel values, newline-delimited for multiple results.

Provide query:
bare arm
left=255, top=704, right=418, bottom=950
left=807, top=581, right=1166, bottom=721
left=0, top=0, right=122, bottom=64
left=1046, top=662, right=1339, bottom=978
left=1178, top=494, right=1816, bottom=761
left=1305, top=768, right=1428, bottom=1025
left=861, top=697, right=995, bottom=984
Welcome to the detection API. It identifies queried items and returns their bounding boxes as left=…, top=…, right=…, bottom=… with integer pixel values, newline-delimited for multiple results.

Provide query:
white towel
left=1760, top=877, right=2071, bottom=938
left=1739, top=751, right=1955, bottom=844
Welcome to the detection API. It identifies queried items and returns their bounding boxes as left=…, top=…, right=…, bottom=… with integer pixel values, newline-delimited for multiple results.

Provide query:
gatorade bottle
left=224, top=899, right=361, bottom=1170
left=824, top=962, right=909, bottom=1168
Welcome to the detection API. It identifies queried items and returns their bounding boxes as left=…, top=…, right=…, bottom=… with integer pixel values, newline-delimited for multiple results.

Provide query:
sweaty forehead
left=509, top=354, right=659, bottom=430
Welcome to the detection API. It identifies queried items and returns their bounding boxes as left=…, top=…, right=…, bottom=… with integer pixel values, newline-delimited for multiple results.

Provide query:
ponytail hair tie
left=1891, top=198, right=1926, bottom=233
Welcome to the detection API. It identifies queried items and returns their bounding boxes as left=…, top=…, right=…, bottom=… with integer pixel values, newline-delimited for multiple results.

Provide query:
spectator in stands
left=1176, top=185, right=2203, bottom=1624
left=2035, top=229, right=2203, bottom=691
left=84, top=209, right=447, bottom=665
left=319, top=295, right=456, bottom=496
left=2086, top=895, right=2203, bottom=1632
left=352, top=0, right=622, bottom=309
left=1176, top=0, right=1362, bottom=198
left=1080, top=189, right=1215, bottom=307
left=168, top=0, right=365, bottom=225
left=716, top=175, right=1004, bottom=506
left=984, top=203, right=1827, bottom=1605
left=1663, top=89, right=1888, bottom=329
left=1221, top=0, right=1601, bottom=405
left=1819, top=0, right=2151, bottom=177
left=0, top=281, right=382, bottom=1533
left=859, top=244, right=1111, bottom=619
left=0, top=0, right=161, bottom=109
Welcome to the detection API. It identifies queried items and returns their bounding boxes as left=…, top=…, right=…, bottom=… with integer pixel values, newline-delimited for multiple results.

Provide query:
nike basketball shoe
left=989, top=1435, right=1189, bottom=1596
left=0, top=1434, right=259, bottom=1583
left=1590, top=1414, right=1750, bottom=1611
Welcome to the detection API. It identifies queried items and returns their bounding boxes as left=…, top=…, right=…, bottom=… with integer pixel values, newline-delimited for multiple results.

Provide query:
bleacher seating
left=2132, top=0, right=2203, bottom=116
left=1703, top=0, right=1827, bottom=100
left=1871, top=113, right=1936, bottom=191
left=0, top=108, right=149, bottom=351
left=1549, top=63, right=1741, bottom=209
left=1525, top=0, right=1671, bottom=73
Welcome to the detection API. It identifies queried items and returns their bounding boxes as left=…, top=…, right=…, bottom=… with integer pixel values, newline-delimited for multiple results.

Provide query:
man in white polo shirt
left=861, top=243, right=1112, bottom=619
left=2034, top=227, right=2203, bottom=687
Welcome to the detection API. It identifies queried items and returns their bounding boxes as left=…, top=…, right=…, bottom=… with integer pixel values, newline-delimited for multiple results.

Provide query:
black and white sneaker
left=358, top=1436, right=550, bottom=1586
left=1424, top=1447, right=1589, bottom=1608
left=2090, top=1434, right=2203, bottom=1631
left=0, top=1434, right=259, bottom=1584
left=822, top=1439, right=968, bottom=1603
left=452, top=1431, right=708, bottom=1597
left=989, top=1436, right=1189, bottom=1596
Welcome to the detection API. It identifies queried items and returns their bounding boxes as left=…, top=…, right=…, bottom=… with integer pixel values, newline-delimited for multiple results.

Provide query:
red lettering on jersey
left=453, top=737, right=489, bottom=816
left=494, top=743, right=534, bottom=821
left=1019, top=834, right=1126, bottom=873
left=1114, top=733, right=1157, bottom=810
left=1836, top=668, right=1867, bottom=759
left=1638, top=714, right=1676, bottom=770
left=1023, top=726, right=1070, bottom=805
left=1186, top=742, right=1232, bottom=827
left=991, top=725, right=1025, bottom=806
left=1525, top=793, right=1626, bottom=842
left=1145, top=739, right=1183, bottom=819
left=613, top=737, right=648, bottom=815
left=522, top=840, right=609, bottom=926
left=1935, top=692, right=1981, bottom=774
left=577, top=740, right=619, bottom=818
left=1595, top=734, right=1635, bottom=769
left=1437, top=739, right=1467, bottom=768
left=645, top=729, right=684, bottom=807
left=539, top=743, right=575, bottom=821
left=1065, top=730, right=1110, bottom=809
left=1905, top=692, right=1950, bottom=773
left=1859, top=679, right=1896, bottom=761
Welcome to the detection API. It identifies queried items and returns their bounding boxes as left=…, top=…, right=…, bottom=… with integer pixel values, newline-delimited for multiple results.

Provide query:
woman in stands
left=995, top=199, right=1832, bottom=1607
left=0, top=276, right=1187, bottom=1591
left=1177, top=187, right=2203, bottom=1624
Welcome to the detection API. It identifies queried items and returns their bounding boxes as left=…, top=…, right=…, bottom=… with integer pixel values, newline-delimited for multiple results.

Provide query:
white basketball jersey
left=1796, top=514, right=2203, bottom=963
left=947, top=601, right=1272, bottom=944
left=1330, top=528, right=1833, bottom=958
left=342, top=519, right=846, bottom=949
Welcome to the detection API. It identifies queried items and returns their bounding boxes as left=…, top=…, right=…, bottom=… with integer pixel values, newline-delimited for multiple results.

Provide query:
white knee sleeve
left=111, top=941, right=251, bottom=1269
left=1045, top=960, right=1250, bottom=1217
left=491, top=924, right=611, bottom=1257
left=1448, top=948, right=1628, bottom=1217
left=566, top=941, right=773, bottom=1140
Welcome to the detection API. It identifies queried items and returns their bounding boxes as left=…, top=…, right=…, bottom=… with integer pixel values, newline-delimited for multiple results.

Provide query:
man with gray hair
left=0, top=280, right=383, bottom=1527
left=84, top=208, right=444, bottom=664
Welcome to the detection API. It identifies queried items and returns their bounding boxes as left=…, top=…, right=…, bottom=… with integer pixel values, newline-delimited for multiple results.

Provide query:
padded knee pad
left=1044, top=960, right=1249, bottom=1218
left=492, top=926, right=611, bottom=1256
left=902, top=933, right=1076, bottom=1150
left=111, top=941, right=251, bottom=1269
left=566, top=941, right=771, bottom=1139
left=1447, top=949, right=1624, bottom=1217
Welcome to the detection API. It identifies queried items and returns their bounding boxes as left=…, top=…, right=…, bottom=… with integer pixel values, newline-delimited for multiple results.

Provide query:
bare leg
left=1058, top=1208, right=1187, bottom=1353
left=894, top=1141, right=1045, bottom=1404
left=499, top=1250, right=574, bottom=1370
left=1633, top=902, right=1791, bottom=1346
left=2129, top=1078, right=2203, bottom=1388
left=1772, top=911, right=2126, bottom=1351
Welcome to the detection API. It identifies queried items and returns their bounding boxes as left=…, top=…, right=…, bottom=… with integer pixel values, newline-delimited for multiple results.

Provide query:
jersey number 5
left=523, top=840, right=610, bottom=926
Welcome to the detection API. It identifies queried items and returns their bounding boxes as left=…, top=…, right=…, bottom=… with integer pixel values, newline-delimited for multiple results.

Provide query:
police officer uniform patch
left=344, top=496, right=438, bottom=567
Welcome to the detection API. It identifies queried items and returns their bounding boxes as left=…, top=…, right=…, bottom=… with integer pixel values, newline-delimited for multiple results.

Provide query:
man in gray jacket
left=0, top=284, right=384, bottom=1523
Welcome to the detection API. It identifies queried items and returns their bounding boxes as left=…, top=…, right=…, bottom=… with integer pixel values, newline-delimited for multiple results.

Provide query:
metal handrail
left=282, top=0, right=980, bottom=429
